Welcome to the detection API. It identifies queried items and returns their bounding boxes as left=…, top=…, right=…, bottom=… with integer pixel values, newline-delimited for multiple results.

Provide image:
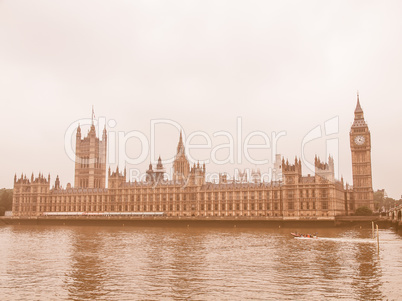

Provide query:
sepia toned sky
left=0, top=0, right=401, bottom=199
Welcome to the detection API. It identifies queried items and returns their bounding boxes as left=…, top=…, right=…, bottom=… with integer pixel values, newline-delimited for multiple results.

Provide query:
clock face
left=354, top=135, right=365, bottom=145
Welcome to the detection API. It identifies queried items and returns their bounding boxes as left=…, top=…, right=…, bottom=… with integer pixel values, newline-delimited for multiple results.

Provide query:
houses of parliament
left=12, top=96, right=374, bottom=219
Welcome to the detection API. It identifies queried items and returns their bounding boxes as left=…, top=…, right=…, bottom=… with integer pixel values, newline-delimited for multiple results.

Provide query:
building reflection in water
left=65, top=227, right=108, bottom=300
left=141, top=228, right=208, bottom=300
left=168, top=229, right=208, bottom=300
left=351, top=243, right=383, bottom=300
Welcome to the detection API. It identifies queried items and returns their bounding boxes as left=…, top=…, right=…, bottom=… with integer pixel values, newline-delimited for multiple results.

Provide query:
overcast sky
left=0, top=0, right=401, bottom=199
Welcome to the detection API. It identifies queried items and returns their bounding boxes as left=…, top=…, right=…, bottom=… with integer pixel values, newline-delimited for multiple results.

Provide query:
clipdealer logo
left=64, top=115, right=340, bottom=182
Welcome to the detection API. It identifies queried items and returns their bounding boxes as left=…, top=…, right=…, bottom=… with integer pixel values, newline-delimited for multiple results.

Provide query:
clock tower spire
left=350, top=93, right=374, bottom=211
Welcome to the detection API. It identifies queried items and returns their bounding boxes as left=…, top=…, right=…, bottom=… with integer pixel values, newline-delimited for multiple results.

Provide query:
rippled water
left=0, top=225, right=401, bottom=300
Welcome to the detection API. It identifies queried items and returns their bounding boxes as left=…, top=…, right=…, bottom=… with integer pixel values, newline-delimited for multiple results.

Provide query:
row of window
left=78, top=156, right=103, bottom=169
left=78, top=178, right=103, bottom=188
left=15, top=188, right=329, bottom=200
left=15, top=196, right=330, bottom=207
left=291, top=201, right=328, bottom=210
left=17, top=201, right=330, bottom=213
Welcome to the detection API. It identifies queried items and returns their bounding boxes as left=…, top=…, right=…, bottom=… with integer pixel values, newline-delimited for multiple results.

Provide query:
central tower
left=349, top=93, right=374, bottom=211
left=74, top=112, right=107, bottom=189
left=173, top=132, right=190, bottom=183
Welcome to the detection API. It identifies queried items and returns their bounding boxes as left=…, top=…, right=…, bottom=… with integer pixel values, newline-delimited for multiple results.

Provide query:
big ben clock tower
left=350, top=93, right=374, bottom=211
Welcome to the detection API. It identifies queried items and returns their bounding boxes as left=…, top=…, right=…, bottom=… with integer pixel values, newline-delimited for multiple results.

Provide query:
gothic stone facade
left=12, top=97, right=374, bottom=218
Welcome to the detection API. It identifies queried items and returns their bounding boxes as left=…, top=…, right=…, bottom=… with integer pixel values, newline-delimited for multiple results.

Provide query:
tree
left=373, top=189, right=402, bottom=211
left=373, top=189, right=385, bottom=211
left=354, top=206, right=373, bottom=216
left=0, top=189, right=13, bottom=215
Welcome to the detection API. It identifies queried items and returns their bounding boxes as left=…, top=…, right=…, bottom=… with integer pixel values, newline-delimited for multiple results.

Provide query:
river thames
left=0, top=224, right=401, bottom=300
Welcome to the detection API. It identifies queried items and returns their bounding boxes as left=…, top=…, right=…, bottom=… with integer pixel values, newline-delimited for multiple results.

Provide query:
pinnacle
left=355, top=93, right=363, bottom=113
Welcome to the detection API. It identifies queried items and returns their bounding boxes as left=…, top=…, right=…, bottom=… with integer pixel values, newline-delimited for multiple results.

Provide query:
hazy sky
left=0, top=0, right=401, bottom=199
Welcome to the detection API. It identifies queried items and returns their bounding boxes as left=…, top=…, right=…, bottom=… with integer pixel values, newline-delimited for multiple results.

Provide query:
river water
left=0, top=224, right=401, bottom=300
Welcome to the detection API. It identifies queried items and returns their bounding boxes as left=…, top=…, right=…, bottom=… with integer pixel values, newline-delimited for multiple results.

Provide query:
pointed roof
left=156, top=155, right=164, bottom=170
left=177, top=131, right=185, bottom=155
left=354, top=91, right=363, bottom=113
left=352, top=92, right=367, bottom=128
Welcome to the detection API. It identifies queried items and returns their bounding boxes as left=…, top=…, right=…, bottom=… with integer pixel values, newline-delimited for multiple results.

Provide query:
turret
left=55, top=175, right=60, bottom=189
left=282, top=156, right=302, bottom=184
left=251, top=169, right=261, bottom=183
left=315, top=155, right=335, bottom=182
left=146, top=162, right=154, bottom=183
left=108, top=166, right=126, bottom=188
left=102, top=125, right=107, bottom=140
left=147, top=157, right=165, bottom=184
left=173, top=132, right=190, bottom=183
left=219, top=173, right=228, bottom=184
left=76, top=124, right=81, bottom=140
left=157, top=156, right=163, bottom=169
left=189, top=160, right=206, bottom=185
left=155, top=156, right=165, bottom=183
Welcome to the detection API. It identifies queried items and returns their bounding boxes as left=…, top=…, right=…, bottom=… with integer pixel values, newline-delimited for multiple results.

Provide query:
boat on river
left=291, top=232, right=318, bottom=239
